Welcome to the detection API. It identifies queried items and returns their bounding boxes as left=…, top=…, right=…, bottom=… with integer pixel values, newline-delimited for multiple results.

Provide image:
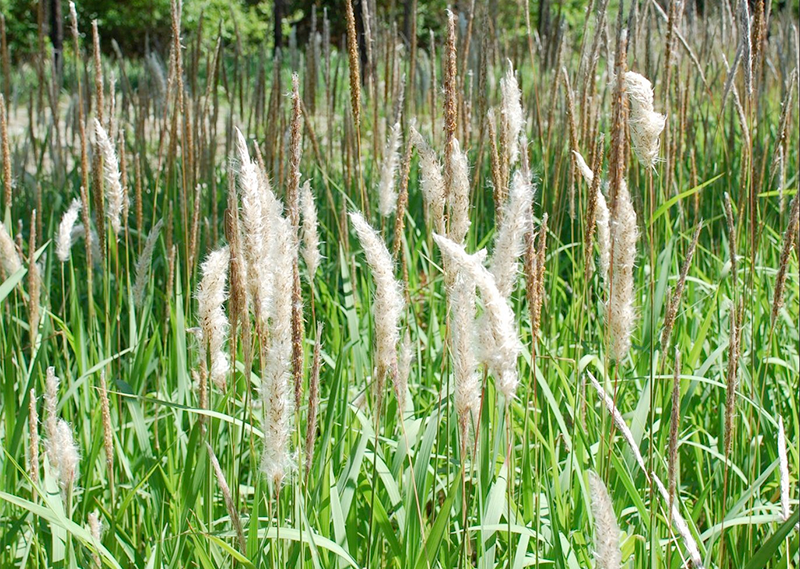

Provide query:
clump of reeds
left=350, top=211, right=405, bottom=412
left=587, top=471, right=621, bottom=569
left=196, top=246, right=230, bottom=391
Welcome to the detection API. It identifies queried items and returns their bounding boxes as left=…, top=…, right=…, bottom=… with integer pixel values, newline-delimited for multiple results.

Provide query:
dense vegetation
left=0, top=1, right=798, bottom=568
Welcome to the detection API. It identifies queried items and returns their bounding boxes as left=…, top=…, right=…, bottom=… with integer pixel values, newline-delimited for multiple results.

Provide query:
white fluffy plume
left=197, top=246, right=230, bottom=391
left=608, top=180, right=638, bottom=361
left=500, top=62, right=524, bottom=168
left=378, top=121, right=402, bottom=217
left=56, top=199, right=82, bottom=262
left=434, top=234, right=521, bottom=402
left=447, top=139, right=471, bottom=244
left=43, top=367, right=80, bottom=495
left=300, top=180, right=321, bottom=281
left=489, top=169, right=534, bottom=298
left=624, top=71, right=666, bottom=167
left=94, top=118, right=125, bottom=236
left=350, top=212, right=405, bottom=407
left=452, top=268, right=480, bottom=443
left=260, top=215, right=296, bottom=486
left=587, top=471, right=622, bottom=569
left=0, top=222, right=21, bottom=277
left=410, top=126, right=446, bottom=234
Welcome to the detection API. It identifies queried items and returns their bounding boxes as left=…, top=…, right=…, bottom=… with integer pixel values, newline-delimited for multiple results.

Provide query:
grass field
left=0, top=1, right=798, bottom=568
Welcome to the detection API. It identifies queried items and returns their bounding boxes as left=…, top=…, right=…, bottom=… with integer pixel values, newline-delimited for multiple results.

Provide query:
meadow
left=0, top=1, right=798, bottom=568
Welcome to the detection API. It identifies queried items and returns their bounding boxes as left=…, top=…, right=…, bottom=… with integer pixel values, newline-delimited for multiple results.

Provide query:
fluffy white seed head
left=489, top=169, right=534, bottom=298
left=56, top=199, right=82, bottom=262
left=500, top=62, right=524, bottom=168
left=133, top=219, right=163, bottom=306
left=587, top=471, right=622, bottom=569
left=0, top=221, right=21, bottom=276
left=94, top=118, right=125, bottom=236
left=300, top=180, right=321, bottom=281
left=197, top=246, right=230, bottom=391
left=234, top=128, right=270, bottom=327
left=608, top=180, right=638, bottom=361
left=624, top=71, right=666, bottom=167
left=47, top=419, right=80, bottom=495
left=452, top=269, right=480, bottom=430
left=447, top=139, right=471, bottom=244
left=410, top=126, right=446, bottom=234
left=350, top=212, right=404, bottom=390
left=434, top=234, right=521, bottom=402
left=378, top=121, right=402, bottom=217
left=260, top=215, right=296, bottom=486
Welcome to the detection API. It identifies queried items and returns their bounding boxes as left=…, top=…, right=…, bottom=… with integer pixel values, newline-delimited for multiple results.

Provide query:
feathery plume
left=447, top=139, right=471, bottom=244
left=350, top=212, right=405, bottom=411
left=452, top=268, right=480, bottom=456
left=197, top=246, right=230, bottom=391
left=260, top=215, right=296, bottom=487
left=530, top=213, right=549, bottom=347
left=499, top=62, right=524, bottom=169
left=44, top=387, right=80, bottom=497
left=234, top=129, right=269, bottom=328
left=608, top=179, right=638, bottom=362
left=724, top=298, right=741, bottom=459
left=624, top=71, right=665, bottom=167
left=434, top=234, right=521, bottom=403
left=410, top=126, right=446, bottom=234
left=94, top=118, right=124, bottom=236
left=56, top=199, right=82, bottom=262
left=206, top=443, right=246, bottom=553
left=489, top=169, right=534, bottom=298
left=300, top=180, right=321, bottom=282
left=378, top=121, right=402, bottom=217
left=0, top=221, right=21, bottom=277
left=133, top=219, right=163, bottom=306
left=27, top=210, right=41, bottom=336
left=587, top=471, right=622, bottom=569
left=344, top=0, right=361, bottom=131
left=596, top=190, right=611, bottom=283
left=587, top=371, right=648, bottom=476
left=653, top=474, right=704, bottom=568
